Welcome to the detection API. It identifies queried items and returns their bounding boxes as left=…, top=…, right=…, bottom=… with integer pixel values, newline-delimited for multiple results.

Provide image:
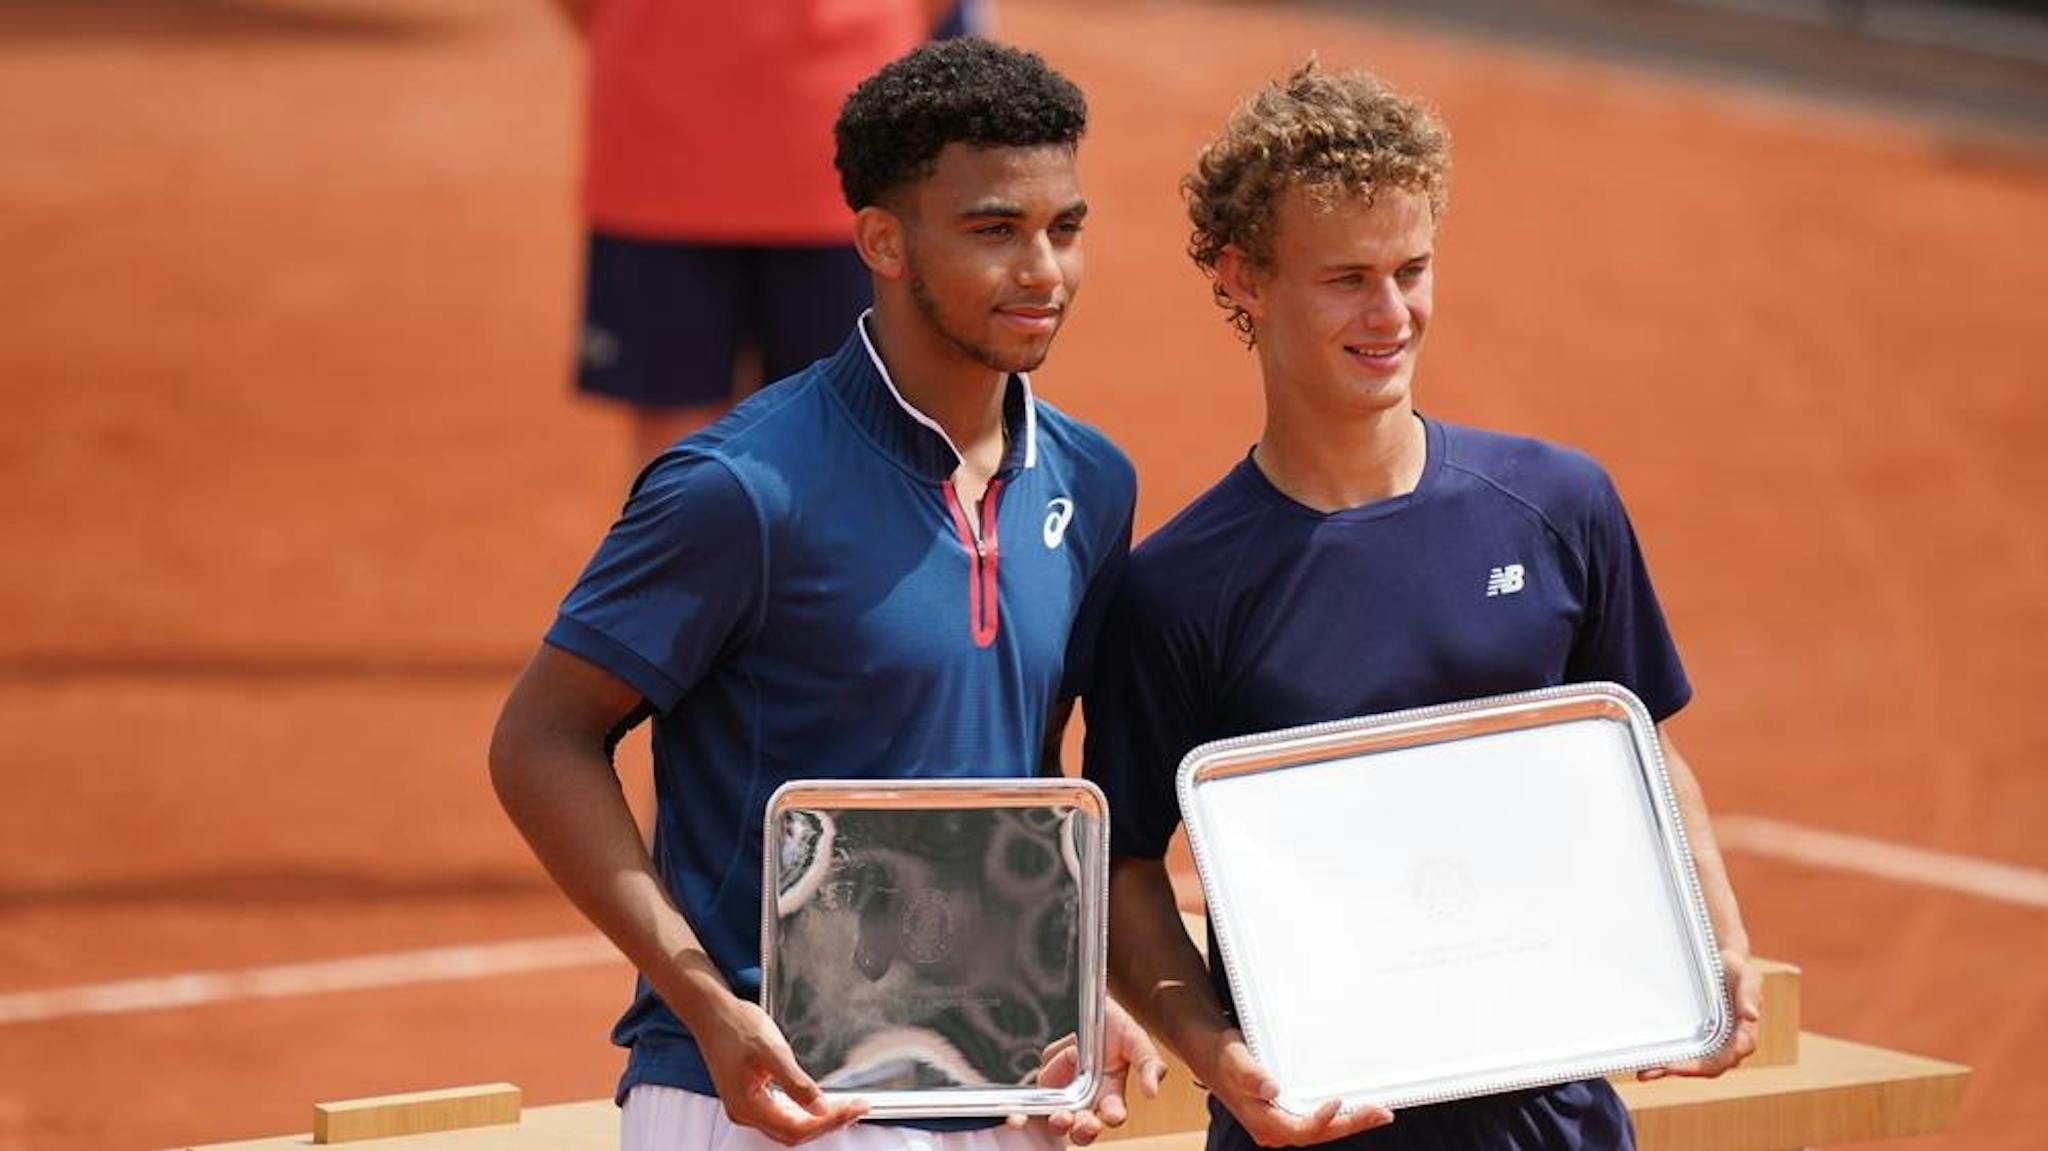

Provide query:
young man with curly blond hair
left=1083, top=62, right=1761, bottom=1150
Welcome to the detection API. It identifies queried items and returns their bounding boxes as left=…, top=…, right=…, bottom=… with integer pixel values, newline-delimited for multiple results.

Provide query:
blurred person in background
left=1085, top=61, right=1762, bottom=1151
left=554, top=0, right=994, bottom=469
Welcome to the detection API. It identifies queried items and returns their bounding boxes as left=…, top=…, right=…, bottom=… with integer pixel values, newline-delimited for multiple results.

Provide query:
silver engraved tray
left=760, top=779, right=1109, bottom=1118
left=1178, top=683, right=1730, bottom=1114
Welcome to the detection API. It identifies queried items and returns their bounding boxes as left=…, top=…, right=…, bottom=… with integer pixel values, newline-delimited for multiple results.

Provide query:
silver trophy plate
left=761, top=778, right=1109, bottom=1118
left=1179, top=683, right=1731, bottom=1114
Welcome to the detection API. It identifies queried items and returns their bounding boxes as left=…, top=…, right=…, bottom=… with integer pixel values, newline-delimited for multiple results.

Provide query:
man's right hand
left=1198, top=1028, right=1394, bottom=1148
left=694, top=997, right=868, bottom=1146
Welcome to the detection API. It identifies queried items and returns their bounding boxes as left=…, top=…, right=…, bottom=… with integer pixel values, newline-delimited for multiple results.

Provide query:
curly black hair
left=834, top=37, right=1087, bottom=210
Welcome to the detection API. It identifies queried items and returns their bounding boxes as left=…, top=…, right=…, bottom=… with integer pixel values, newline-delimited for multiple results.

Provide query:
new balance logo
left=1043, top=497, right=1075, bottom=549
left=1485, top=564, right=1525, bottom=597
left=579, top=324, right=621, bottom=370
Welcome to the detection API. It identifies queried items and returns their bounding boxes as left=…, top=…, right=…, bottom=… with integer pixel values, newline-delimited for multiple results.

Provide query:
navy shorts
left=575, top=234, right=871, bottom=410
left=1205, top=1079, right=1635, bottom=1151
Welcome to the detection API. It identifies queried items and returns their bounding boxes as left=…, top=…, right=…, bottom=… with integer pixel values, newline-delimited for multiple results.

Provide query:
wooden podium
left=174, top=923, right=1968, bottom=1151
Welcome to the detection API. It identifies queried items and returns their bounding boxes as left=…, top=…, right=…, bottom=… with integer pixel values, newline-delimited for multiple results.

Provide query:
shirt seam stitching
left=1442, top=458, right=1592, bottom=589
left=691, top=449, right=771, bottom=916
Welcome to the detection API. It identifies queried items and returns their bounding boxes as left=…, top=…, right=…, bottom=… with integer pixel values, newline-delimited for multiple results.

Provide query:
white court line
left=0, top=932, right=622, bottom=1026
left=5, top=816, right=2044, bottom=1028
left=1716, top=813, right=2048, bottom=910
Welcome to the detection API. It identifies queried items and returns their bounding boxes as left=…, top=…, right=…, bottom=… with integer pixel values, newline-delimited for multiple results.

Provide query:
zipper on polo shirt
left=941, top=477, right=1005, bottom=649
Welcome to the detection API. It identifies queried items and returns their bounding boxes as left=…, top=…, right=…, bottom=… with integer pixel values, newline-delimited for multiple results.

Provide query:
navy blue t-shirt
left=1084, top=416, right=1687, bottom=1149
left=548, top=318, right=1136, bottom=1111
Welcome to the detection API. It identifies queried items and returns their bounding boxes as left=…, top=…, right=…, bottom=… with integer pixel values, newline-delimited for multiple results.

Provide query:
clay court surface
left=1, top=1, right=2042, bottom=1148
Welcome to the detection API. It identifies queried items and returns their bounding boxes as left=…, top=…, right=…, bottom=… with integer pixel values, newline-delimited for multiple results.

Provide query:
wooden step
left=1619, top=1032, right=1969, bottom=1149
left=312, top=1084, right=521, bottom=1144
left=173, top=1096, right=607, bottom=1151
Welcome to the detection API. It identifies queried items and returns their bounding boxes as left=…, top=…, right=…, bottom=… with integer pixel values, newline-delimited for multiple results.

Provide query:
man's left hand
left=1640, top=948, right=1762, bottom=1080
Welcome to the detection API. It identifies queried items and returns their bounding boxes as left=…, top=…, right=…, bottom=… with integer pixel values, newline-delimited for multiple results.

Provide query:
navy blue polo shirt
left=547, top=315, right=1136, bottom=1110
left=1083, top=416, right=1686, bottom=1150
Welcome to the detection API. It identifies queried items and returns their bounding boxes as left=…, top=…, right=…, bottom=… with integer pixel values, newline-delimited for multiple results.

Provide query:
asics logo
left=1485, top=564, right=1525, bottom=597
left=1043, top=497, right=1075, bottom=549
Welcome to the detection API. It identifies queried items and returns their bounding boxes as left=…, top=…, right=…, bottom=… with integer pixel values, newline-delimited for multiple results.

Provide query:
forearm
left=1107, top=857, right=1234, bottom=1073
left=489, top=728, right=734, bottom=1031
left=1659, top=729, right=1750, bottom=954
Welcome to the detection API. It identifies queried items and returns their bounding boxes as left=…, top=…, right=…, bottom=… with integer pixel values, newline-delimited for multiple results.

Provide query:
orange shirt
left=584, top=0, right=926, bottom=244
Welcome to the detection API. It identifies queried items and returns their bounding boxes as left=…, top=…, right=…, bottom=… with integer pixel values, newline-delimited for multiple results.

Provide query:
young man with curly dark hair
left=1085, top=62, right=1761, bottom=1151
left=492, top=37, right=1160, bottom=1151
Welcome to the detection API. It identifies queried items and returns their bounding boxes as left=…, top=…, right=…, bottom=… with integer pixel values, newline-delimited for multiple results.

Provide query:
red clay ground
left=1, top=1, right=2042, bottom=1149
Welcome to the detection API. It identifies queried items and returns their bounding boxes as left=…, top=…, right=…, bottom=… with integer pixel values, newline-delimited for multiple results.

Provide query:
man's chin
left=990, top=337, right=1055, bottom=375
left=946, top=327, right=1055, bottom=376
left=969, top=350, right=1049, bottom=375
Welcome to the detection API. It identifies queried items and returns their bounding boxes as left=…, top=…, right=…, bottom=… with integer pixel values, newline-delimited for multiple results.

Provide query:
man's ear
left=1213, top=245, right=1266, bottom=322
left=853, top=205, right=907, bottom=281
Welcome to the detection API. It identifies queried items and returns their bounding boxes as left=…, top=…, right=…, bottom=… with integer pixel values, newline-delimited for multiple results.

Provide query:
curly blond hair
left=1185, top=60, right=1451, bottom=344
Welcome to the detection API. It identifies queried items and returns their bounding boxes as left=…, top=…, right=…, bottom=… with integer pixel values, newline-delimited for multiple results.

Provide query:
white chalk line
left=1714, top=813, right=2048, bottom=911
left=0, top=932, right=622, bottom=1026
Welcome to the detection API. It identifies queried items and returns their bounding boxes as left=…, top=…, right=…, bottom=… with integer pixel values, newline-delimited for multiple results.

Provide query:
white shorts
left=621, top=1085, right=1059, bottom=1151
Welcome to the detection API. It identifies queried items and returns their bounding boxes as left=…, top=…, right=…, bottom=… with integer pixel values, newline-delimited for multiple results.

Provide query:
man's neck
left=865, top=306, right=1009, bottom=478
left=1254, top=399, right=1427, bottom=513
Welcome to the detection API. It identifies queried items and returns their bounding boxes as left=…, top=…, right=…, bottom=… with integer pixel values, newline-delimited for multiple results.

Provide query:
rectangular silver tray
left=1178, top=683, right=1730, bottom=1113
left=760, top=778, right=1109, bottom=1118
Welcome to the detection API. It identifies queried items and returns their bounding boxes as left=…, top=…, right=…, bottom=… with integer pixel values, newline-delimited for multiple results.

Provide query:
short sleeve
left=544, top=452, right=765, bottom=712
left=1082, top=568, right=1209, bottom=860
left=1565, top=473, right=1692, bottom=720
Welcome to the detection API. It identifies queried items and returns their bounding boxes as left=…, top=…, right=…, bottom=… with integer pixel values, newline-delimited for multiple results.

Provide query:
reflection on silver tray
left=1179, top=683, right=1730, bottom=1114
left=761, top=779, right=1109, bottom=1118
